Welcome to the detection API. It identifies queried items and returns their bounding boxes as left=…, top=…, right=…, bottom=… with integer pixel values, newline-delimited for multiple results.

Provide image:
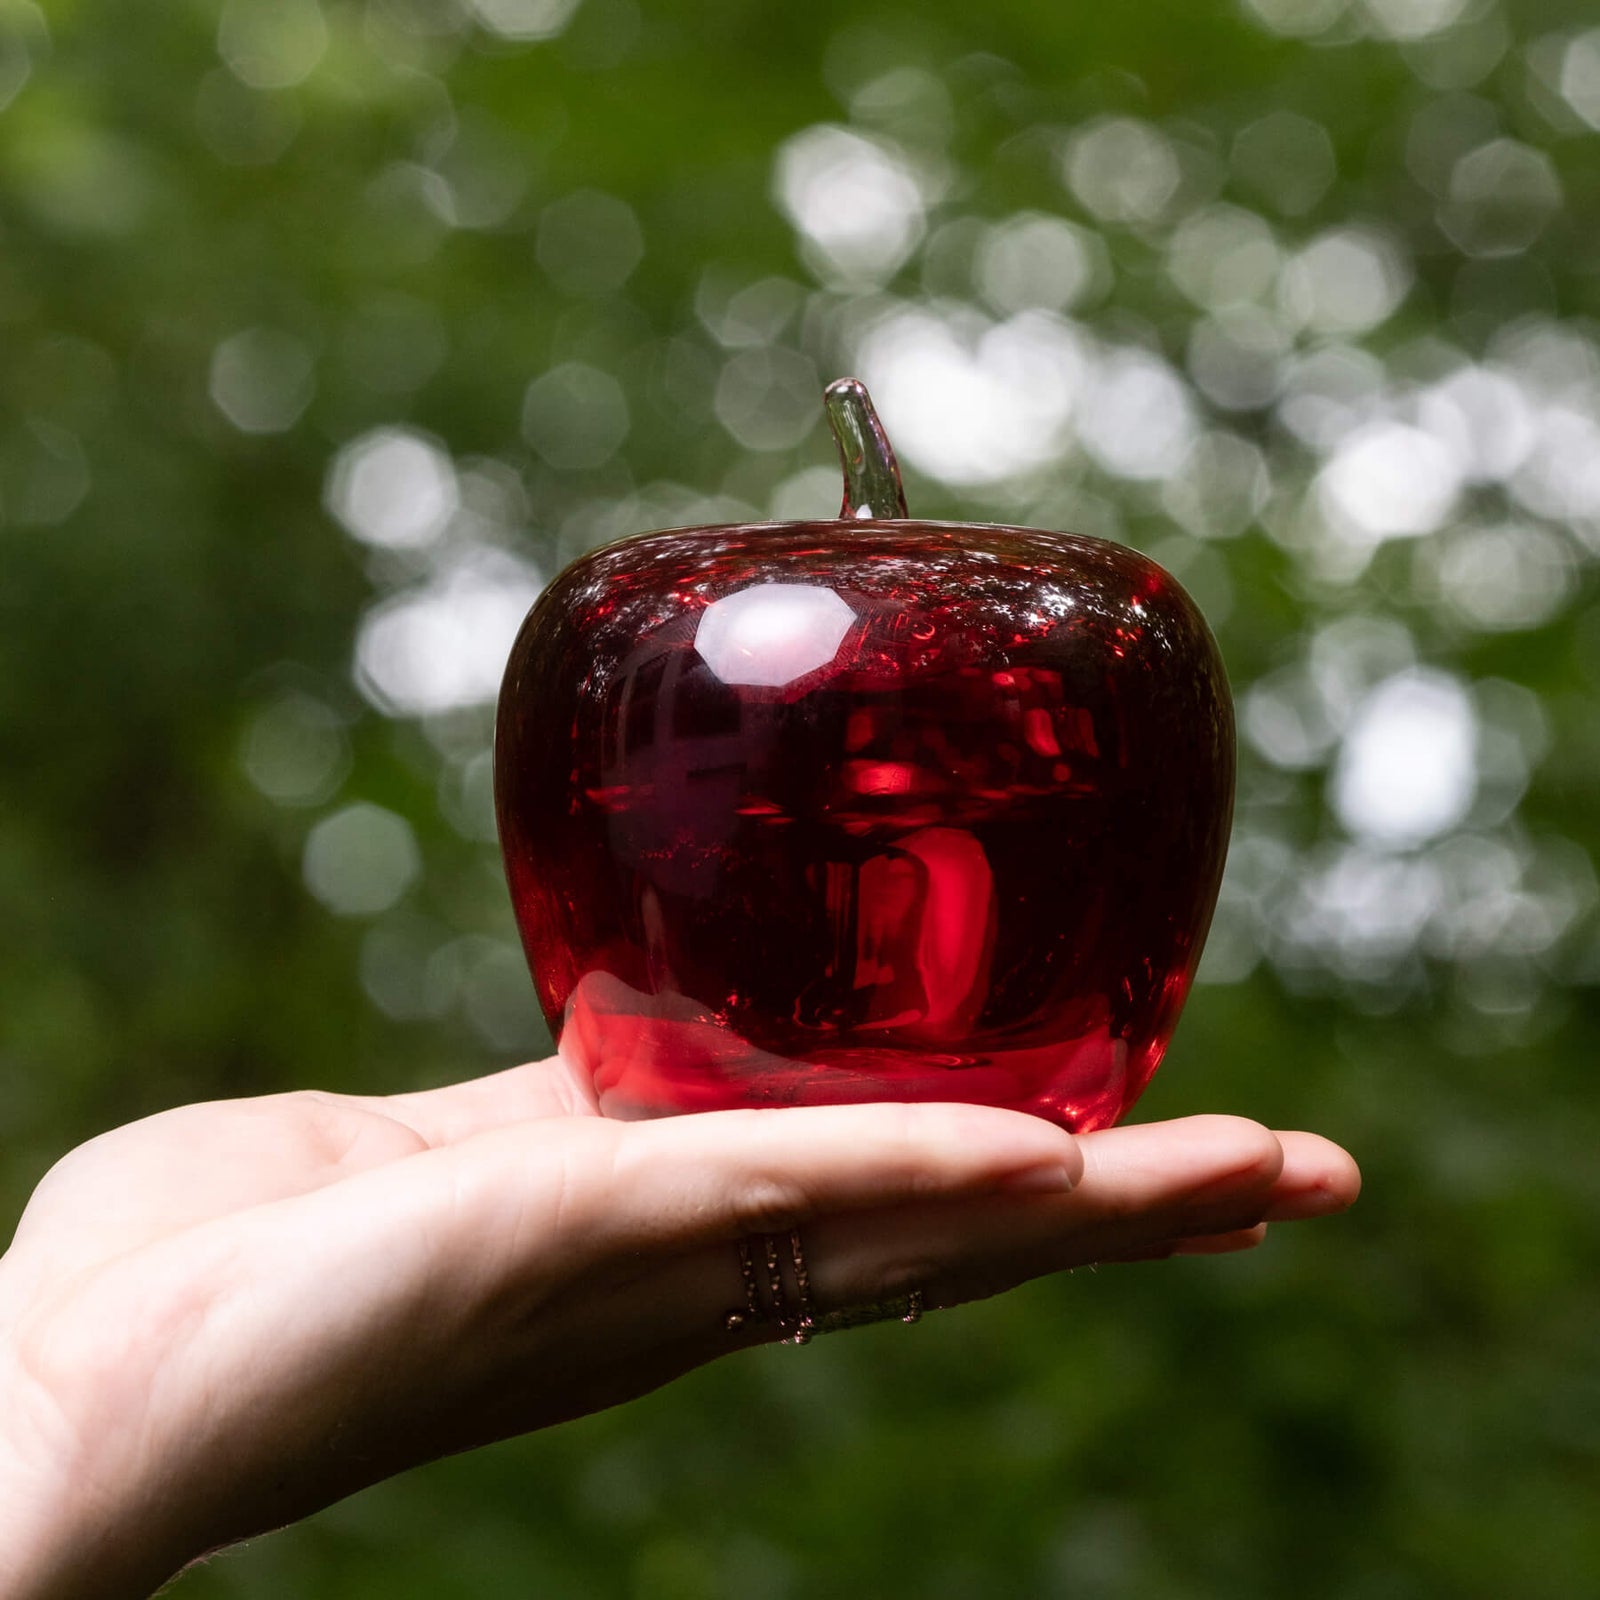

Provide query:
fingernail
left=997, top=1161, right=1077, bottom=1195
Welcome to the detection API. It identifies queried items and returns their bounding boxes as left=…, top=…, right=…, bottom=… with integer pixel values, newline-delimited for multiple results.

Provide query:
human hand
left=0, top=1056, right=1358, bottom=1599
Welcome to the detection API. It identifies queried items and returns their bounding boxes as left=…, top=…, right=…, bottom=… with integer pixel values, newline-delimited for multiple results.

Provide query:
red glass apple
left=495, top=380, right=1233, bottom=1130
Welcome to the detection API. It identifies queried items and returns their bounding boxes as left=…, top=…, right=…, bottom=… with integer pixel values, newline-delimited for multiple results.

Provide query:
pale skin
left=0, top=1053, right=1360, bottom=1599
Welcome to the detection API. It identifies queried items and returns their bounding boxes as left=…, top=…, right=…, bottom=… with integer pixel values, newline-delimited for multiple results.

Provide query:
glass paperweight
left=495, top=381, right=1234, bottom=1129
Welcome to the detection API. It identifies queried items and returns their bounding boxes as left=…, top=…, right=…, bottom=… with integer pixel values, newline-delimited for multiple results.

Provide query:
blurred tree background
left=4, top=0, right=1600, bottom=1592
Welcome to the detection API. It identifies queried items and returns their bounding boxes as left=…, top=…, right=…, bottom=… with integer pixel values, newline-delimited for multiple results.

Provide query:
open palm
left=0, top=1056, right=1357, bottom=1599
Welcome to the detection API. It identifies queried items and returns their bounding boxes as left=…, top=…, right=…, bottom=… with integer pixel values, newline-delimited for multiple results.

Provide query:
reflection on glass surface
left=496, top=520, right=1234, bottom=1130
left=693, top=583, right=857, bottom=688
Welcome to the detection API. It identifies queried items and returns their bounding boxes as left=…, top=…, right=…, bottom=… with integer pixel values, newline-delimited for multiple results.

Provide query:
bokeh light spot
left=1362, top=0, right=1467, bottom=42
left=1439, top=138, right=1563, bottom=258
left=1161, top=431, right=1270, bottom=539
left=856, top=306, right=1084, bottom=485
left=1280, top=227, right=1412, bottom=335
left=537, top=189, right=644, bottom=296
left=466, top=0, right=583, bottom=42
left=1230, top=112, right=1337, bottom=216
left=1187, top=308, right=1289, bottom=412
left=241, top=692, right=350, bottom=807
left=1062, top=117, right=1180, bottom=225
left=1240, top=0, right=1348, bottom=38
left=303, top=802, right=421, bottom=917
left=1244, top=666, right=1340, bottom=771
left=522, top=362, right=630, bottom=470
left=1077, top=348, right=1196, bottom=483
left=355, top=548, right=543, bottom=718
left=696, top=275, right=804, bottom=350
left=849, top=66, right=954, bottom=148
left=0, top=2, right=49, bottom=114
left=216, top=0, right=328, bottom=90
left=326, top=427, right=459, bottom=549
left=194, top=70, right=301, bottom=166
left=1558, top=29, right=1600, bottom=128
left=1166, top=204, right=1281, bottom=311
left=768, top=464, right=842, bottom=521
left=1317, top=421, right=1462, bottom=542
left=976, top=213, right=1109, bottom=316
left=713, top=348, right=821, bottom=452
left=1277, top=344, right=1386, bottom=451
left=1417, top=364, right=1537, bottom=483
left=774, top=125, right=927, bottom=287
left=4, top=420, right=89, bottom=526
left=209, top=328, right=315, bottom=434
left=1423, top=523, right=1577, bottom=632
left=1333, top=669, right=1478, bottom=847
left=418, top=112, right=528, bottom=232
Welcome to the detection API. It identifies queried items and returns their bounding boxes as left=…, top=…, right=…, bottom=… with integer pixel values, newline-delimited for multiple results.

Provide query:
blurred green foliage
left=4, top=0, right=1600, bottom=1593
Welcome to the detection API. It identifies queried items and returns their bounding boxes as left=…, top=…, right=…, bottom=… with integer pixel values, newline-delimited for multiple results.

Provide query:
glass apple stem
left=824, top=376, right=909, bottom=521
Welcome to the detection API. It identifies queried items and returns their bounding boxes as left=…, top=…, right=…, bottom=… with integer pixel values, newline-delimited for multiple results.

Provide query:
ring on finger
left=722, top=1228, right=926, bottom=1344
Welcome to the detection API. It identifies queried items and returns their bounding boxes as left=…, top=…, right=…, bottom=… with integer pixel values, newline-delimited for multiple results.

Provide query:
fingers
left=162, top=1099, right=1084, bottom=1390
left=42, top=1102, right=1353, bottom=1557
left=2, top=1093, right=1356, bottom=1585
left=414, top=1098, right=1085, bottom=1278
left=380, top=1067, right=1094, bottom=1225
left=761, top=1115, right=1358, bottom=1325
left=609, top=1100, right=1084, bottom=1233
left=101, top=1100, right=1083, bottom=1488
left=1262, top=1130, right=1362, bottom=1219
left=1074, top=1113, right=1285, bottom=1219
left=1045, top=1130, right=1362, bottom=1267
left=152, top=1105, right=1348, bottom=1431
left=376, top=1055, right=596, bottom=1145
left=1105, top=1223, right=1271, bottom=1262
left=399, top=1109, right=1353, bottom=1339
left=2, top=1093, right=432, bottom=1289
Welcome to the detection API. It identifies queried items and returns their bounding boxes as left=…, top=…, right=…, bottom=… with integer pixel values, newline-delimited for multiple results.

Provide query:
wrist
left=0, top=1449, right=194, bottom=1600
left=0, top=1348, right=191, bottom=1600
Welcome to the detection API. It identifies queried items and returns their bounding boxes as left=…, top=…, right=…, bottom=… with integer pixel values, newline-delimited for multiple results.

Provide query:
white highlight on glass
left=694, top=584, right=856, bottom=689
